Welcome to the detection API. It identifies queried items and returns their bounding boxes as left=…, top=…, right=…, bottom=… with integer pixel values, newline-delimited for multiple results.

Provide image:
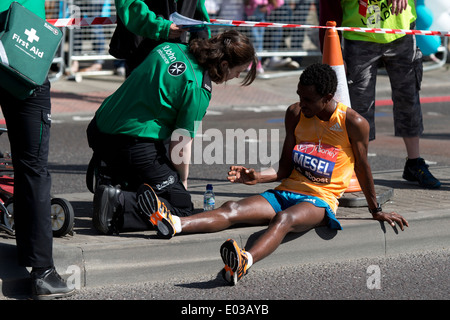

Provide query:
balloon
left=425, top=0, right=450, bottom=30
left=416, top=4, right=433, bottom=29
left=415, top=3, right=441, bottom=55
left=432, top=12, right=450, bottom=31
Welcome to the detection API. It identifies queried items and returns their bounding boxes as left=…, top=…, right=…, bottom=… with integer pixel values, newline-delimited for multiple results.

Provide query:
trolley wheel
left=0, top=199, right=15, bottom=235
left=3, top=199, right=15, bottom=230
left=0, top=198, right=74, bottom=237
left=51, top=198, right=75, bottom=237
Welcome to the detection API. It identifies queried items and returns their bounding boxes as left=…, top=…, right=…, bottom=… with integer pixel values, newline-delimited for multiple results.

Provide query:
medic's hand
left=168, top=23, right=185, bottom=39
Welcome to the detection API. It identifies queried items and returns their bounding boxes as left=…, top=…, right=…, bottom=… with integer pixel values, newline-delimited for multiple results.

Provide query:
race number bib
left=292, top=142, right=340, bottom=184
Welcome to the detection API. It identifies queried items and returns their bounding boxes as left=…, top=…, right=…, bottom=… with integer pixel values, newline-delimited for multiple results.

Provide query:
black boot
left=93, top=184, right=124, bottom=235
left=31, top=267, right=75, bottom=300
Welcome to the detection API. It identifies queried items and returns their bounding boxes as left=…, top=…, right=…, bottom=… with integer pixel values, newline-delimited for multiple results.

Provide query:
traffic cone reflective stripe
left=322, top=21, right=351, bottom=108
left=322, top=21, right=361, bottom=192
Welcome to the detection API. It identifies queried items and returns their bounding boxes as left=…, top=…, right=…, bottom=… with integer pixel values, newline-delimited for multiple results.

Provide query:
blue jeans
left=246, top=8, right=266, bottom=55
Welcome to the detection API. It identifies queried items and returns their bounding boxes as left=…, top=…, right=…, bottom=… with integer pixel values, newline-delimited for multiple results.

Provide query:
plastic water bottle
left=203, top=184, right=215, bottom=211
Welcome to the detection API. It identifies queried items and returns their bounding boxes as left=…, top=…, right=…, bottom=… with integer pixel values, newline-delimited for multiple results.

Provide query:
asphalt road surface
left=2, top=97, right=446, bottom=196
left=62, top=248, right=449, bottom=301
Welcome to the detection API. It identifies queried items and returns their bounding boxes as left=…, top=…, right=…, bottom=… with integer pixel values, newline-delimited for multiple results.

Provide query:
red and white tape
left=210, top=18, right=450, bottom=37
left=46, top=16, right=450, bottom=37
left=46, top=16, right=117, bottom=27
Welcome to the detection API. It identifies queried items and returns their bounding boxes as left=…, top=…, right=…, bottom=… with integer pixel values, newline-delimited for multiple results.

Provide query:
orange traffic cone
left=322, top=21, right=361, bottom=192
left=345, top=172, right=362, bottom=192
left=322, top=21, right=351, bottom=108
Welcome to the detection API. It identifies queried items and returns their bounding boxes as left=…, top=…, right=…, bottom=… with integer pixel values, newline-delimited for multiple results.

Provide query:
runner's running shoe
left=137, top=183, right=176, bottom=238
left=402, top=158, right=441, bottom=189
left=220, top=239, right=250, bottom=285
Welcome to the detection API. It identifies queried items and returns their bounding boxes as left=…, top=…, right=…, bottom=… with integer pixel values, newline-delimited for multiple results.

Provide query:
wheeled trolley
left=0, top=128, right=74, bottom=237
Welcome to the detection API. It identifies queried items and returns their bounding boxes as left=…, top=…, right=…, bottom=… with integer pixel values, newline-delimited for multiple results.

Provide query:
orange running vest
left=276, top=102, right=355, bottom=212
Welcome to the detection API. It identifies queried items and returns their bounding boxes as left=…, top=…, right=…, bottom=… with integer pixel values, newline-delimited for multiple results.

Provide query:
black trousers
left=87, top=119, right=194, bottom=231
left=0, top=80, right=53, bottom=268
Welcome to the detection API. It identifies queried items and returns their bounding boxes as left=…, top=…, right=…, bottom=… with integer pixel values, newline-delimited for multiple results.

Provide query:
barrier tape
left=46, top=16, right=117, bottom=27
left=211, top=18, right=450, bottom=37
left=46, top=16, right=450, bottom=37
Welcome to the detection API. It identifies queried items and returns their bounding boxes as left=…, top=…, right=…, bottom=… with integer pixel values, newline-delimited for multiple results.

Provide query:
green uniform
left=0, top=0, right=45, bottom=19
left=95, top=42, right=212, bottom=140
left=0, top=0, right=57, bottom=271
left=341, top=0, right=416, bottom=43
left=114, top=0, right=210, bottom=41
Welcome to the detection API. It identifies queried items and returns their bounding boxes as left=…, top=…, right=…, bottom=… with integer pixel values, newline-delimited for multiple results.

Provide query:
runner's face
left=297, top=84, right=326, bottom=118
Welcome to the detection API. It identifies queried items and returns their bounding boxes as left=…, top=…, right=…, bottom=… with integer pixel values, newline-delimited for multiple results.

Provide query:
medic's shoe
left=220, top=239, right=250, bottom=285
left=137, top=183, right=176, bottom=238
left=31, top=267, right=76, bottom=300
left=93, top=184, right=123, bottom=235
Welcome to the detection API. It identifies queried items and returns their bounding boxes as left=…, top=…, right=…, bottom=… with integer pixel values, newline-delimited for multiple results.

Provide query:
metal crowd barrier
left=44, top=0, right=117, bottom=81
left=66, top=0, right=117, bottom=80
left=46, top=0, right=324, bottom=81
left=209, top=0, right=322, bottom=79
left=45, top=0, right=68, bottom=82
left=422, top=37, right=448, bottom=72
left=46, top=0, right=448, bottom=81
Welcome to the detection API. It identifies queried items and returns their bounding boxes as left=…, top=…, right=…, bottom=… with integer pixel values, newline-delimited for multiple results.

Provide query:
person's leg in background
left=0, top=79, right=75, bottom=299
left=383, top=35, right=441, bottom=189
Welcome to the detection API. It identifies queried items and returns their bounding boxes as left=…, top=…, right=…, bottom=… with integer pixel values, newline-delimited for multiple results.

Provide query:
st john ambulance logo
left=168, top=62, right=186, bottom=76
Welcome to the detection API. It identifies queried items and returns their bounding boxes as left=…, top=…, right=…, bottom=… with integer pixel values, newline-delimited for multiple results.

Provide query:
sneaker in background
left=266, top=57, right=300, bottom=70
left=402, top=157, right=441, bottom=189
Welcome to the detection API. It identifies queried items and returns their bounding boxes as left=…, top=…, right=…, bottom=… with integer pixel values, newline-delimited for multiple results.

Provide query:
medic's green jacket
left=115, top=0, right=210, bottom=41
left=95, top=41, right=212, bottom=140
left=0, top=0, right=45, bottom=18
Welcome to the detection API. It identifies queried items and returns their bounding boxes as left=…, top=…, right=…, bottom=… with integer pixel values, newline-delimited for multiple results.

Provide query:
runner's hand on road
left=372, top=211, right=409, bottom=231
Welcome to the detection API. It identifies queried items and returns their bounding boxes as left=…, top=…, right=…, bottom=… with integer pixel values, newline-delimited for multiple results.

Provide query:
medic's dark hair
left=189, top=30, right=258, bottom=86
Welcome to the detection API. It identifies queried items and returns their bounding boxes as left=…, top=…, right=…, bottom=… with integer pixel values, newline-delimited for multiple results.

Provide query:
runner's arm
left=346, top=108, right=408, bottom=230
left=228, top=103, right=299, bottom=184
